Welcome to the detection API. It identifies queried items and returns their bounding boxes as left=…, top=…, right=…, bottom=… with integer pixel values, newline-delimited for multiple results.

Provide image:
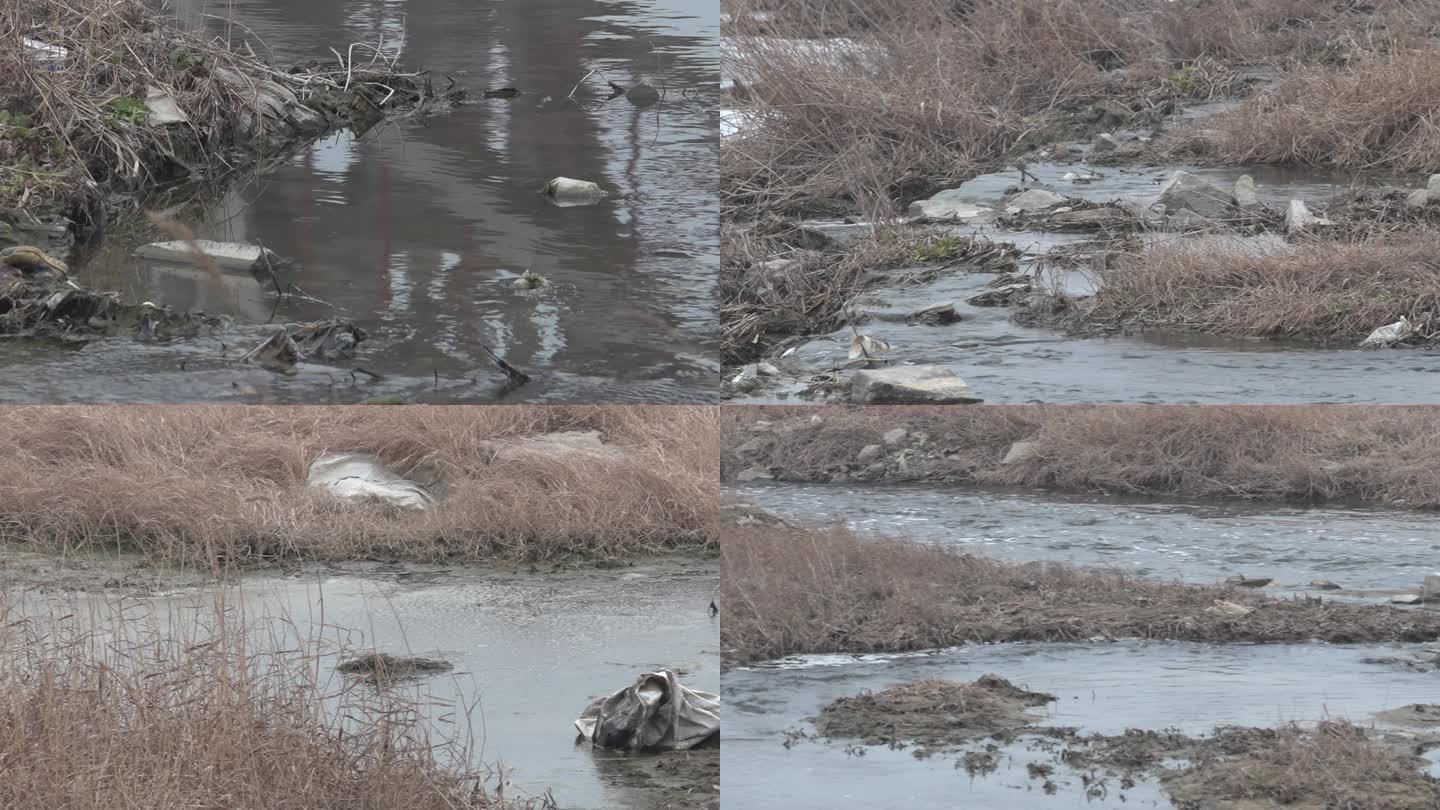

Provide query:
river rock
left=909, top=301, right=961, bottom=324
left=967, top=273, right=1033, bottom=306
left=1232, top=175, right=1262, bottom=210
left=1155, top=171, right=1232, bottom=220
left=881, top=428, right=908, bottom=446
left=1004, top=188, right=1067, bottom=213
left=1311, top=579, right=1342, bottom=590
left=1001, top=441, right=1037, bottom=464
left=735, top=467, right=773, bottom=482
left=851, top=366, right=983, bottom=405
left=1090, top=132, right=1122, bottom=154
left=857, top=444, right=883, bottom=464
left=1427, top=174, right=1440, bottom=199
left=1406, top=188, right=1430, bottom=207
left=1225, top=575, right=1272, bottom=588
left=1284, top=199, right=1331, bottom=233
left=1393, top=594, right=1424, bottom=605
left=1424, top=574, right=1440, bottom=602
left=542, top=177, right=607, bottom=205
left=907, top=189, right=992, bottom=222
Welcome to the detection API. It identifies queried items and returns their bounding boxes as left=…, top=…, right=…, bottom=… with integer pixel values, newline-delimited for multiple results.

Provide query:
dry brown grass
left=1168, top=721, right=1440, bottom=810
left=722, top=0, right=1429, bottom=220
left=0, top=405, right=717, bottom=565
left=0, top=594, right=528, bottom=809
left=1072, top=233, right=1440, bottom=340
left=1168, top=46, right=1440, bottom=171
left=722, top=404, right=1440, bottom=507
left=0, top=0, right=431, bottom=218
left=721, top=524, right=1440, bottom=664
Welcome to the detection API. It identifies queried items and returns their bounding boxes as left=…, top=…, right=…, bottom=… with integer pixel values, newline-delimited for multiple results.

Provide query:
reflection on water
left=4, top=0, right=718, bottom=404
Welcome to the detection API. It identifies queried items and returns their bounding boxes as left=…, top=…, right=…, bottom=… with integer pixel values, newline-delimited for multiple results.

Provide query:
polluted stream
left=5, top=0, right=719, bottom=404
left=723, top=482, right=1440, bottom=808
left=3, top=556, right=719, bottom=810
left=730, top=158, right=1440, bottom=404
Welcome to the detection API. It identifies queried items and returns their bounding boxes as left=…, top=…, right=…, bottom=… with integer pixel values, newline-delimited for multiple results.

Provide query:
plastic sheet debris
left=575, top=670, right=719, bottom=752
left=1360, top=315, right=1416, bottom=349
left=543, top=177, right=607, bottom=206
left=135, top=239, right=283, bottom=272
left=145, top=86, right=188, bottom=124
left=23, top=38, right=68, bottom=69
left=307, top=453, right=438, bottom=510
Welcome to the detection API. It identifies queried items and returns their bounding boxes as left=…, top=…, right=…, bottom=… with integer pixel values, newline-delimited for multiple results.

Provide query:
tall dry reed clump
left=720, top=524, right=1440, bottom=664
left=722, top=0, right=1429, bottom=220
left=0, top=0, right=290, bottom=214
left=0, top=595, right=527, bottom=809
left=1080, top=233, right=1440, bottom=339
left=0, top=405, right=717, bottom=565
left=1167, top=46, right=1440, bottom=171
left=721, top=404, right=1440, bottom=506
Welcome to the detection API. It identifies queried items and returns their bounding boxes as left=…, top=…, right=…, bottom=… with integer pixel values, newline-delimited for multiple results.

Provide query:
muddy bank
left=721, top=404, right=1440, bottom=509
left=1, top=0, right=459, bottom=250
left=595, top=746, right=720, bottom=810
left=721, top=524, right=1440, bottom=665
left=814, top=674, right=1054, bottom=751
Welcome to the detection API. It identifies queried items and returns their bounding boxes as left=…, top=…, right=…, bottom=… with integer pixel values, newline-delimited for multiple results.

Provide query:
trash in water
left=144, top=86, right=188, bottom=124
left=22, top=37, right=68, bottom=69
left=1, top=245, right=70, bottom=279
left=307, top=453, right=439, bottom=510
left=0, top=276, right=228, bottom=341
left=135, top=239, right=285, bottom=273
left=512, top=269, right=550, bottom=290
left=239, top=319, right=367, bottom=372
left=847, top=332, right=892, bottom=364
left=542, top=177, right=607, bottom=207
left=575, top=670, right=720, bottom=752
left=1360, top=315, right=1416, bottom=349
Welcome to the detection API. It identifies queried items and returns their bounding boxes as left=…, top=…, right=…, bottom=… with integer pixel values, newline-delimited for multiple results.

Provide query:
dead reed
left=0, top=593, right=529, bottom=809
left=722, top=404, right=1440, bottom=508
left=1077, top=233, right=1440, bottom=340
left=721, top=524, right=1440, bottom=664
left=0, top=405, right=717, bottom=565
left=721, top=0, right=1426, bottom=220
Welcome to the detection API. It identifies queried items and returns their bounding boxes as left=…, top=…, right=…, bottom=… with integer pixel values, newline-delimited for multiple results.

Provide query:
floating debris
left=512, top=270, right=550, bottom=290
left=542, top=177, right=607, bottom=206
left=336, top=652, right=453, bottom=682
left=135, top=239, right=284, bottom=273
left=483, top=87, right=521, bottom=99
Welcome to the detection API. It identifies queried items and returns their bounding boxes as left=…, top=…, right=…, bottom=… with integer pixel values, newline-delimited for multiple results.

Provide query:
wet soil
left=595, top=745, right=720, bottom=810
left=813, top=674, right=1055, bottom=751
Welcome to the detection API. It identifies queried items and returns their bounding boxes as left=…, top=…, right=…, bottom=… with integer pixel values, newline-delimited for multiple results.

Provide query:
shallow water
left=9, top=560, right=719, bottom=809
left=723, top=641, right=1440, bottom=809
left=728, top=482, right=1440, bottom=592
left=7, top=0, right=719, bottom=403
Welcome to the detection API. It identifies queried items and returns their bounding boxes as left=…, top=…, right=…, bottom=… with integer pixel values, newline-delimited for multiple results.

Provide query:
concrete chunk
left=851, top=366, right=983, bottom=405
left=136, top=240, right=282, bottom=272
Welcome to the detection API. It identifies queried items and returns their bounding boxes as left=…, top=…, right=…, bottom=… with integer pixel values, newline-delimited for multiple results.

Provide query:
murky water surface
left=724, top=642, right=1440, bottom=809
left=9, top=561, right=719, bottom=809
left=729, top=482, right=1440, bottom=592
left=5, top=0, right=719, bottom=403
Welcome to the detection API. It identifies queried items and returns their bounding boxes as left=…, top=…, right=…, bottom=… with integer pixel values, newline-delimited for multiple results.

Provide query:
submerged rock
left=1003, top=188, right=1067, bottom=213
left=851, top=366, right=983, bottom=405
left=1311, top=579, right=1342, bottom=590
left=967, top=272, right=1033, bottom=307
left=908, top=301, right=961, bottom=324
left=907, top=189, right=992, bottom=222
left=1155, top=171, right=1232, bottom=220
left=1225, top=575, right=1272, bottom=588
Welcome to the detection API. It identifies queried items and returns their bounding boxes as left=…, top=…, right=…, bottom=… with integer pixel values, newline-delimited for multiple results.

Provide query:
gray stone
left=909, top=301, right=961, bottom=324
left=1310, top=579, right=1342, bottom=590
left=1232, top=175, right=1262, bottom=210
left=735, top=467, right=774, bottom=482
left=851, top=366, right=983, bottom=405
left=1004, top=188, right=1067, bottom=213
left=1225, top=575, right=1272, bottom=588
left=1048, top=206, right=1134, bottom=230
left=1426, top=174, right=1440, bottom=198
left=907, top=189, right=993, bottom=222
left=1393, top=594, right=1424, bottom=606
left=1424, top=574, right=1440, bottom=602
left=856, top=444, right=884, bottom=464
left=881, top=428, right=908, bottom=446
left=967, top=273, right=1033, bottom=307
left=1284, top=199, right=1330, bottom=233
left=1407, top=188, right=1429, bottom=207
left=1167, top=209, right=1213, bottom=231
left=734, top=438, right=766, bottom=455
left=1001, top=441, right=1038, bottom=465
left=1090, top=132, right=1122, bottom=154
left=1154, top=171, right=1232, bottom=220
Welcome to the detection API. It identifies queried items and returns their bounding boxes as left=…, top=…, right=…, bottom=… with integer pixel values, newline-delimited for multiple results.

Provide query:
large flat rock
left=851, top=365, right=983, bottom=404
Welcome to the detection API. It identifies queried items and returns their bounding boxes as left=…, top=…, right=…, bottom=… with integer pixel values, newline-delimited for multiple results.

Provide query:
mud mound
left=815, top=674, right=1055, bottom=749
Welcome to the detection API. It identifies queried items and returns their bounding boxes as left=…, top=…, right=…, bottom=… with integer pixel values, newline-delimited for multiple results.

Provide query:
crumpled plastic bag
left=307, top=453, right=437, bottom=509
left=575, top=670, right=719, bottom=752
left=1360, top=315, right=1415, bottom=349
